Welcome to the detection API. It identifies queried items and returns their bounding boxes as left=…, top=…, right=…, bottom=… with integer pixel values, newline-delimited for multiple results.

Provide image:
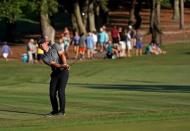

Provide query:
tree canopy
left=0, top=0, right=189, bottom=43
left=0, top=0, right=27, bottom=23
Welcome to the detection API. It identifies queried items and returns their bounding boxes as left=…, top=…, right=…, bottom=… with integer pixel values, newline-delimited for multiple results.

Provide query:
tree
left=180, top=0, right=184, bottom=29
left=96, top=0, right=109, bottom=27
left=0, top=0, right=58, bottom=43
left=149, top=0, right=162, bottom=44
left=0, top=0, right=28, bottom=41
left=89, top=0, right=109, bottom=31
left=173, top=0, right=180, bottom=20
left=129, top=0, right=137, bottom=24
left=37, top=0, right=58, bottom=44
left=134, top=0, right=142, bottom=29
left=62, top=0, right=108, bottom=33
left=88, top=0, right=96, bottom=31
left=73, top=0, right=86, bottom=33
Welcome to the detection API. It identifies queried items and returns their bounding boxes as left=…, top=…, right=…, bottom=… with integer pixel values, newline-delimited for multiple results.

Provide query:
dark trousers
left=50, top=70, right=69, bottom=113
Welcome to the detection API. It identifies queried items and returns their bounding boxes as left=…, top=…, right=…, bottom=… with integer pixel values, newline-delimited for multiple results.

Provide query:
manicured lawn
left=0, top=43, right=190, bottom=131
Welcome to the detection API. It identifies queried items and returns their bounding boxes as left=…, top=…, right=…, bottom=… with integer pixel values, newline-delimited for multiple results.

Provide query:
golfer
left=37, top=36, right=69, bottom=116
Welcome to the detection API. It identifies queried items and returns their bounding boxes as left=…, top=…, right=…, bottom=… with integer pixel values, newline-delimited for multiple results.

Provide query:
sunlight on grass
left=0, top=43, right=190, bottom=131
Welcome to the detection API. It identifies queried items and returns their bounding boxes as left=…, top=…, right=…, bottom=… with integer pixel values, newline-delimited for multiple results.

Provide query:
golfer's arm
left=50, top=62, right=62, bottom=68
left=50, top=51, right=68, bottom=68
left=59, top=51, right=68, bottom=65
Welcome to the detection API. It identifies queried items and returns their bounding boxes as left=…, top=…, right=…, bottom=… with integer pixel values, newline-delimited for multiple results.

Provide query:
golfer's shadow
left=69, top=83, right=190, bottom=93
left=0, top=109, right=44, bottom=116
left=185, top=52, right=190, bottom=55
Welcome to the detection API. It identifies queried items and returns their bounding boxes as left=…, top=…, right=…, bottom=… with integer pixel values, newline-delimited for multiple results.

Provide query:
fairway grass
left=0, top=43, right=190, bottom=131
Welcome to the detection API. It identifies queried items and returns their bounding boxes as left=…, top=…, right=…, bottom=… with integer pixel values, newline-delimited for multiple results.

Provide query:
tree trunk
left=149, top=0, right=161, bottom=44
left=129, top=0, right=137, bottom=25
left=82, top=0, right=89, bottom=31
left=134, top=0, right=142, bottom=29
left=88, top=0, right=96, bottom=31
left=74, top=0, right=86, bottom=34
left=180, top=0, right=184, bottom=29
left=40, top=13, right=55, bottom=44
left=71, top=13, right=79, bottom=32
left=157, top=0, right=162, bottom=45
left=95, top=2, right=101, bottom=29
left=173, top=0, right=180, bottom=20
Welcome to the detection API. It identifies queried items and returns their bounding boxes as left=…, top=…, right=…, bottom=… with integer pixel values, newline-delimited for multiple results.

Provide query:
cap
left=37, top=36, right=45, bottom=45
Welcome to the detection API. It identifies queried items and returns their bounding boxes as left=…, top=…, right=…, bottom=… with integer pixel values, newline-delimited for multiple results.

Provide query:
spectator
left=78, top=33, right=86, bottom=60
left=1, top=42, right=12, bottom=62
left=98, top=27, right=107, bottom=52
left=128, top=25, right=136, bottom=48
left=151, top=42, right=166, bottom=55
left=106, top=40, right=119, bottom=59
left=27, top=39, right=36, bottom=63
left=63, top=27, right=70, bottom=35
left=86, top=32, right=94, bottom=59
left=92, top=30, right=98, bottom=49
left=72, top=31, right=80, bottom=59
left=111, top=26, right=120, bottom=44
left=58, top=36, right=64, bottom=52
left=36, top=44, right=44, bottom=64
left=62, top=33, right=71, bottom=59
left=145, top=43, right=152, bottom=55
left=135, top=29, right=143, bottom=56
left=126, top=29, right=132, bottom=58
left=119, top=27, right=127, bottom=57
left=104, top=26, right=109, bottom=48
left=145, top=41, right=166, bottom=55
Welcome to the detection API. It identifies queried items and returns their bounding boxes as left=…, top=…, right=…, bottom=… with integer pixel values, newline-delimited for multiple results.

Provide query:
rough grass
left=0, top=43, right=190, bottom=131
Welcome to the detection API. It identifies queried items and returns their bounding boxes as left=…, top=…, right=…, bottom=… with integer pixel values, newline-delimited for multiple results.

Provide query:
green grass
left=0, top=43, right=190, bottom=131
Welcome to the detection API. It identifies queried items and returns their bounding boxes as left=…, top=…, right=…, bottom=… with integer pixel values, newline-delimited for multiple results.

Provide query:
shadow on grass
left=185, top=52, right=190, bottom=55
left=0, top=109, right=45, bottom=116
left=69, top=83, right=190, bottom=93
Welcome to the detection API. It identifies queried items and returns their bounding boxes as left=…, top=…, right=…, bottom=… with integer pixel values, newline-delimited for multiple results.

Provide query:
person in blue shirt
left=1, top=42, right=12, bottom=62
left=98, top=28, right=107, bottom=52
left=86, top=32, right=95, bottom=59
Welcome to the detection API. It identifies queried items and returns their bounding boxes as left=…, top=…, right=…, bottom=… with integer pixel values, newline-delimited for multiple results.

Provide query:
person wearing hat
left=37, top=36, right=69, bottom=116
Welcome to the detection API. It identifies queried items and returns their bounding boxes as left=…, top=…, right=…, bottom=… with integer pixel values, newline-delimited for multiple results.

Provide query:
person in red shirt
left=111, top=26, right=120, bottom=44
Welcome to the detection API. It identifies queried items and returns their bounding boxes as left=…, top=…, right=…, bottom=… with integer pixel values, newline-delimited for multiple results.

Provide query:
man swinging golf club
left=37, top=36, right=69, bottom=116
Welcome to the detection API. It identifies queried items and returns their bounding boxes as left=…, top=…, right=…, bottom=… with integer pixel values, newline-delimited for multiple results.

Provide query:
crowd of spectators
left=51, top=24, right=166, bottom=61
left=0, top=25, right=166, bottom=63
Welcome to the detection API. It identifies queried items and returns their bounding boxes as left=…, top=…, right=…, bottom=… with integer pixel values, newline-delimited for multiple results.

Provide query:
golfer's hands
left=51, top=61, right=70, bottom=70
left=62, top=64, right=70, bottom=70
